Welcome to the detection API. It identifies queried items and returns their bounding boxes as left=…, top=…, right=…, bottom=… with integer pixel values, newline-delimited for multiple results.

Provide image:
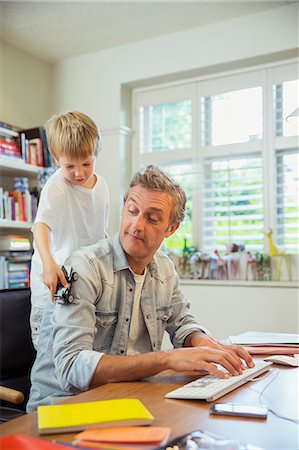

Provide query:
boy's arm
left=33, top=222, right=68, bottom=300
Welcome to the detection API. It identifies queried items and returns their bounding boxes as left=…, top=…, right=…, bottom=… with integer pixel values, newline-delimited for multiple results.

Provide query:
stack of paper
left=229, top=332, right=299, bottom=355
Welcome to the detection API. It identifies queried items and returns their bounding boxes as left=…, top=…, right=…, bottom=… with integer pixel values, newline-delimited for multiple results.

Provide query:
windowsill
left=180, top=279, right=298, bottom=288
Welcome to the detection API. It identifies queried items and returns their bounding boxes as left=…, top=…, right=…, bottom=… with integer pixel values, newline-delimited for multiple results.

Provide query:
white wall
left=182, top=282, right=298, bottom=339
left=51, top=3, right=298, bottom=337
left=52, top=3, right=299, bottom=235
left=160, top=282, right=298, bottom=349
left=0, top=41, right=53, bottom=128
left=2, top=4, right=298, bottom=337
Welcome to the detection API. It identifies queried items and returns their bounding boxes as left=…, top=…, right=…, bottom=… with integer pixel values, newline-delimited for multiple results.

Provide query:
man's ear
left=166, top=223, right=179, bottom=238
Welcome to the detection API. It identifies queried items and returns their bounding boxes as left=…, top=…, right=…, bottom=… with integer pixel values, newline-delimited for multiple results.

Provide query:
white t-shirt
left=30, top=168, right=109, bottom=309
left=127, top=269, right=151, bottom=355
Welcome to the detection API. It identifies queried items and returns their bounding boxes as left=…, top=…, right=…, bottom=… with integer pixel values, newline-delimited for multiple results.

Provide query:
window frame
left=132, top=59, right=298, bottom=254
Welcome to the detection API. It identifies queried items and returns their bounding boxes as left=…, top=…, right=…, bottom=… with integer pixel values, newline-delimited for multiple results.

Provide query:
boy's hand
left=43, top=261, right=69, bottom=302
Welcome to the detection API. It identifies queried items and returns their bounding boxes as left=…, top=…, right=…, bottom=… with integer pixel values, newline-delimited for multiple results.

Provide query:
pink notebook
left=244, top=345, right=299, bottom=355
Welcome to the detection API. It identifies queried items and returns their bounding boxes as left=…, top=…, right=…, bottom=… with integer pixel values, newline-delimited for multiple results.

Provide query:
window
left=201, top=87, right=263, bottom=146
left=139, top=100, right=192, bottom=153
left=202, top=156, right=264, bottom=253
left=276, top=150, right=298, bottom=252
left=133, top=61, right=299, bottom=256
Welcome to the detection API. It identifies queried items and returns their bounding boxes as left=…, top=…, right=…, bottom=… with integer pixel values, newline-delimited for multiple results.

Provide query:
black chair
left=0, top=287, right=36, bottom=422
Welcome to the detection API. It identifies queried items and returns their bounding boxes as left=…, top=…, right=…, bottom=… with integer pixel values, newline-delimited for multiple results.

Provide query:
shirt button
left=129, top=288, right=133, bottom=292
left=125, top=317, right=129, bottom=322
left=163, top=314, right=168, bottom=320
left=120, top=349, right=125, bottom=354
left=153, top=342, right=156, bottom=348
left=146, top=314, right=151, bottom=320
left=102, top=321, right=108, bottom=327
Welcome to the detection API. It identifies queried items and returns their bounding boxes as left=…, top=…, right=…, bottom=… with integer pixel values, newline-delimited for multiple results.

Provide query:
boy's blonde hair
left=46, top=111, right=101, bottom=161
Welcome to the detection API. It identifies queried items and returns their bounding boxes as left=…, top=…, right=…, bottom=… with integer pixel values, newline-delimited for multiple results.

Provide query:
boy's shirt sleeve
left=33, top=182, right=65, bottom=232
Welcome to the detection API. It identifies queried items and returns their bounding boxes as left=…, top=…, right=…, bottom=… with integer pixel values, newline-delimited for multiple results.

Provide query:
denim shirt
left=27, top=233, right=207, bottom=412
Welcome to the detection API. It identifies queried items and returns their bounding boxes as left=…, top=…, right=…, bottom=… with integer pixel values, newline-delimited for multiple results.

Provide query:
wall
left=2, top=5, right=298, bottom=336
left=52, top=3, right=298, bottom=235
left=0, top=41, right=53, bottom=128
left=52, top=3, right=298, bottom=336
left=159, top=282, right=298, bottom=348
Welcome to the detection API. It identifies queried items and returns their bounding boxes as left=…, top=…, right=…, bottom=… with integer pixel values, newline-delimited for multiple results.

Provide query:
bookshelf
left=0, top=121, right=53, bottom=289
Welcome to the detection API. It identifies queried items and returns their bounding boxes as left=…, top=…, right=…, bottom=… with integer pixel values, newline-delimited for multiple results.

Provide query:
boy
left=30, top=111, right=109, bottom=349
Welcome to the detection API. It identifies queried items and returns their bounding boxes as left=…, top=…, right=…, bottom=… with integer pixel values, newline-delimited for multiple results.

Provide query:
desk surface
left=0, top=363, right=298, bottom=449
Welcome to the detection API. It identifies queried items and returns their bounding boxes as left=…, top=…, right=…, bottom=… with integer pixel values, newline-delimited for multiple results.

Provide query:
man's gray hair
left=124, top=165, right=186, bottom=225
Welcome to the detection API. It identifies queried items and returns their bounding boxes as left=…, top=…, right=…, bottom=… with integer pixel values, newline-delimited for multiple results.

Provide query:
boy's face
left=58, top=155, right=95, bottom=188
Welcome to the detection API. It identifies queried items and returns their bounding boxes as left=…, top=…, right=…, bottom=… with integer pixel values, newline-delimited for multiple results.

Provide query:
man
left=27, top=165, right=253, bottom=412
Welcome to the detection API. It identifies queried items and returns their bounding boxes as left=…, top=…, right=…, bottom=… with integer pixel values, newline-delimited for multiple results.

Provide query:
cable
left=248, top=368, right=299, bottom=424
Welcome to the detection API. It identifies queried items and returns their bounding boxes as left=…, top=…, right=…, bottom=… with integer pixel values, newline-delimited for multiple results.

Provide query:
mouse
left=263, top=355, right=299, bottom=367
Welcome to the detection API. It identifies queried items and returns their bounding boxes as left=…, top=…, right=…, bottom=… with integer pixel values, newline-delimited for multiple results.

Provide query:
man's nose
left=133, top=214, right=145, bottom=231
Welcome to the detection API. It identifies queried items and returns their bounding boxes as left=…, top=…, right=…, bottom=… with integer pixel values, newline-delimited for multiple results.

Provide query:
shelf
left=0, top=219, right=33, bottom=230
left=0, top=126, right=19, bottom=137
left=0, top=155, right=40, bottom=178
left=180, top=279, right=298, bottom=288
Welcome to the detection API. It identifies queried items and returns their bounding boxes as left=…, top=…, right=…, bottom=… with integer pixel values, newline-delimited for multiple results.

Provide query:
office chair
left=0, top=287, right=36, bottom=422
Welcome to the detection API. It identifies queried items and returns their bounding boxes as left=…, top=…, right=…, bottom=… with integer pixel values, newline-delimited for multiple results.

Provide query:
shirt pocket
left=155, top=305, right=173, bottom=347
left=94, top=311, right=118, bottom=352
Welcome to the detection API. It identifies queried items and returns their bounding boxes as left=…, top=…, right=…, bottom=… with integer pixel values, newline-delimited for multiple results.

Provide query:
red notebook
left=0, top=434, right=68, bottom=450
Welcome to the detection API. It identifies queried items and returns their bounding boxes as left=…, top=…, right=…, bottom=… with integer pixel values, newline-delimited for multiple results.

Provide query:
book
left=73, top=426, right=171, bottom=450
left=37, top=398, right=154, bottom=435
left=21, top=126, right=53, bottom=167
left=0, top=235, right=31, bottom=251
left=230, top=332, right=299, bottom=346
left=0, top=434, right=69, bottom=450
left=243, top=346, right=299, bottom=355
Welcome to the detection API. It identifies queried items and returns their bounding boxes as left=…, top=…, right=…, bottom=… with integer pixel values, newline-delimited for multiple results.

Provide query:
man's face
left=120, top=185, right=178, bottom=273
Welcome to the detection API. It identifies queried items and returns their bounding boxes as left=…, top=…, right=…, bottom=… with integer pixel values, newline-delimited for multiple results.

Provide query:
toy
left=264, top=229, right=292, bottom=280
left=54, top=265, right=78, bottom=304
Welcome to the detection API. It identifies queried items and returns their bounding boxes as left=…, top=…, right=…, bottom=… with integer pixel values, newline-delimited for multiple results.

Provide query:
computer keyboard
left=165, top=360, right=273, bottom=402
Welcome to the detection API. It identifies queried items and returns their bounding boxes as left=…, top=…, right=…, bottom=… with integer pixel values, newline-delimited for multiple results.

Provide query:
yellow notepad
left=37, top=398, right=154, bottom=435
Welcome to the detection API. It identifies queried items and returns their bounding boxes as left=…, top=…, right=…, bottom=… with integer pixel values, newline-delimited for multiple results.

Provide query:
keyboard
left=165, top=360, right=273, bottom=402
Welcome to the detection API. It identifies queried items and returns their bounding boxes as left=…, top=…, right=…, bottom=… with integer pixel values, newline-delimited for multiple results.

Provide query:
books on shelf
left=0, top=235, right=31, bottom=251
left=37, top=398, right=154, bottom=435
left=0, top=236, right=32, bottom=288
left=0, top=122, right=22, bottom=160
left=21, top=126, right=54, bottom=168
left=0, top=121, right=54, bottom=168
left=0, top=177, right=38, bottom=223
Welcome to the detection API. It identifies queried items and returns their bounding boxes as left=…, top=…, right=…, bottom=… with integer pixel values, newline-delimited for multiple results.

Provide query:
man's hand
left=43, top=260, right=69, bottom=301
left=183, top=332, right=254, bottom=377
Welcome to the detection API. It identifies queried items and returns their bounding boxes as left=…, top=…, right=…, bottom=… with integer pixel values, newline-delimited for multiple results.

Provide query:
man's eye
left=148, top=216, right=159, bottom=223
left=84, top=162, right=92, bottom=166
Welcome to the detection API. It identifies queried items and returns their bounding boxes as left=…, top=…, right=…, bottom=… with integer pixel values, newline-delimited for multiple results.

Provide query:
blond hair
left=124, top=165, right=186, bottom=225
left=46, top=111, right=101, bottom=161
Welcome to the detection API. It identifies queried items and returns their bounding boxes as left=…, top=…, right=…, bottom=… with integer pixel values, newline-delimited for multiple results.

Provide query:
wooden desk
left=0, top=364, right=298, bottom=449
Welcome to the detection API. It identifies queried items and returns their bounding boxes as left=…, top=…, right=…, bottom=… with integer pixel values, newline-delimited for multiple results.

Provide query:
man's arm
left=90, top=341, right=254, bottom=388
